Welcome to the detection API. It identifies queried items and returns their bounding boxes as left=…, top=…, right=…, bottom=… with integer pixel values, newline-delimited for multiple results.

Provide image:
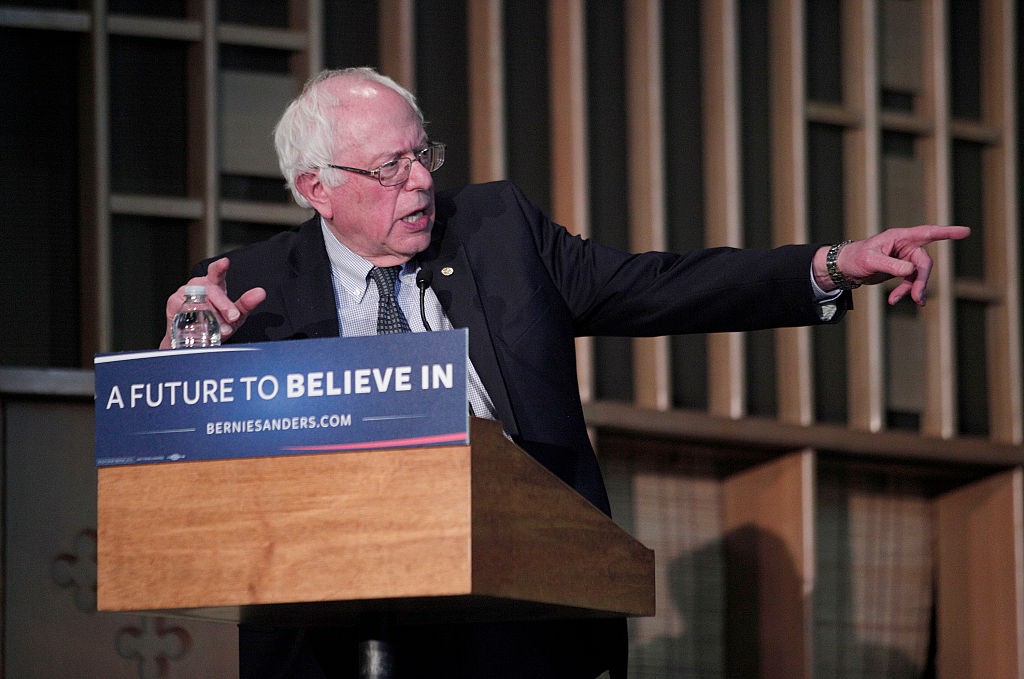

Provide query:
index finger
left=205, top=257, right=231, bottom=288
left=912, top=225, right=971, bottom=245
left=200, top=258, right=246, bottom=323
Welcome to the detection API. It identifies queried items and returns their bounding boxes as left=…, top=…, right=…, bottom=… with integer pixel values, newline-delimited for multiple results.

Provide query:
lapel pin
left=441, top=267, right=454, bottom=276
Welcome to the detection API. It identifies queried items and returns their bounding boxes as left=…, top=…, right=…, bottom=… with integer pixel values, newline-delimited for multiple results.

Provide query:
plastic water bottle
left=170, top=285, right=221, bottom=348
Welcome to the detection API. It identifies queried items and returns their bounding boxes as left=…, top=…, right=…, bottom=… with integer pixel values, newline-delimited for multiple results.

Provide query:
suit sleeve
left=485, top=184, right=846, bottom=336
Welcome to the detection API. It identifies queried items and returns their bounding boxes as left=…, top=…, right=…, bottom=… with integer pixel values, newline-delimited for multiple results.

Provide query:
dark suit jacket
left=202, top=181, right=846, bottom=678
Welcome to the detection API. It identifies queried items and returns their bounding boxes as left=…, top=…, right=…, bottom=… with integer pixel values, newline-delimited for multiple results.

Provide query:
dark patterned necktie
left=369, top=266, right=411, bottom=334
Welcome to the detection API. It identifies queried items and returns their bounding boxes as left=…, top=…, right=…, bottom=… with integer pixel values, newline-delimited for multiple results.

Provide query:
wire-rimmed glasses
left=326, top=142, right=446, bottom=187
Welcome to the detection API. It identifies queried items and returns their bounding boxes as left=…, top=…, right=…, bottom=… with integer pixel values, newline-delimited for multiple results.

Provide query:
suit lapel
left=419, top=226, right=519, bottom=436
left=274, top=218, right=340, bottom=341
left=279, top=214, right=518, bottom=432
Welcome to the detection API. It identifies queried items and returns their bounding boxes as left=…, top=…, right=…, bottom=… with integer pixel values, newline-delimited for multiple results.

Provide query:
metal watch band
left=826, top=239, right=861, bottom=291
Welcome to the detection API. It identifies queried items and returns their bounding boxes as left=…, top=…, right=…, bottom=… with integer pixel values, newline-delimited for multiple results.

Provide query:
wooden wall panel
left=934, top=468, right=1024, bottom=678
left=723, top=451, right=815, bottom=679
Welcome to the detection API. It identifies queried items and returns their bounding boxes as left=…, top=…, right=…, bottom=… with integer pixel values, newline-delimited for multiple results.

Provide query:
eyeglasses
left=326, top=142, right=446, bottom=187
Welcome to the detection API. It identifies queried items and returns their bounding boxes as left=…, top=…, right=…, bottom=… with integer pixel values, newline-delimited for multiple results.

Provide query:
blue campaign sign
left=94, top=330, right=469, bottom=466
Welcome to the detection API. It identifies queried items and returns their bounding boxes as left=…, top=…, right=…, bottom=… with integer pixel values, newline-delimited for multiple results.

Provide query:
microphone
left=416, top=268, right=433, bottom=332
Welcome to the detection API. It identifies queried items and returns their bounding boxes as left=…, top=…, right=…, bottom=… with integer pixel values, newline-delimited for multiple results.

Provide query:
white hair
left=273, top=67, right=424, bottom=207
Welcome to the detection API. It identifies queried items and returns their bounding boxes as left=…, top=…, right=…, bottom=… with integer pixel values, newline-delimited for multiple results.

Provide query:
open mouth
left=401, top=209, right=429, bottom=225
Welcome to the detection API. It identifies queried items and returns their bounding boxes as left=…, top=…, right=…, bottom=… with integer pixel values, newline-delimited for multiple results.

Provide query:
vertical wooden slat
left=626, top=0, right=670, bottom=410
left=290, top=0, right=323, bottom=78
left=186, top=0, right=218, bottom=263
left=379, top=0, right=415, bottom=92
left=934, top=468, right=1024, bottom=678
left=980, top=0, right=1022, bottom=444
left=723, top=450, right=815, bottom=679
left=770, top=0, right=814, bottom=425
left=547, top=0, right=593, bottom=403
left=81, top=0, right=111, bottom=359
left=920, top=0, right=958, bottom=439
left=701, top=0, right=746, bottom=419
left=841, top=0, right=885, bottom=432
left=467, top=0, right=506, bottom=183
left=547, top=0, right=588, bottom=235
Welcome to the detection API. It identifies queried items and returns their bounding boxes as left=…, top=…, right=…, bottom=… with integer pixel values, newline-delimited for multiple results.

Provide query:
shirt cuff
left=810, top=265, right=844, bottom=302
left=810, top=264, right=844, bottom=321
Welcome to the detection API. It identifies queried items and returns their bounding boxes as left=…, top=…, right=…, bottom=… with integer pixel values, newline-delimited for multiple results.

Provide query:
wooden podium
left=97, top=417, right=655, bottom=628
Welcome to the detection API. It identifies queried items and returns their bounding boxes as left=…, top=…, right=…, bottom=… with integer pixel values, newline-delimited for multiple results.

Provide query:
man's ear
left=295, top=172, right=333, bottom=219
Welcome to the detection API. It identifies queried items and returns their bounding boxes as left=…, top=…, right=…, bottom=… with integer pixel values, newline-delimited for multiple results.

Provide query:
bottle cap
left=184, top=285, right=207, bottom=297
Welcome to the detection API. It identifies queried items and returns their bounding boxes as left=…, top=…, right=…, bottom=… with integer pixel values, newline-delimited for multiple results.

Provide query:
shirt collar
left=320, top=218, right=414, bottom=301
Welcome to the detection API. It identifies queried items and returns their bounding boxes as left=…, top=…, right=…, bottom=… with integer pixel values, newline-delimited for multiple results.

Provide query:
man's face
left=317, top=81, right=435, bottom=267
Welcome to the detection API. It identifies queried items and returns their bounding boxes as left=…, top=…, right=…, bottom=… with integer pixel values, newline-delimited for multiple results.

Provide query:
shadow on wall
left=630, top=525, right=928, bottom=679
